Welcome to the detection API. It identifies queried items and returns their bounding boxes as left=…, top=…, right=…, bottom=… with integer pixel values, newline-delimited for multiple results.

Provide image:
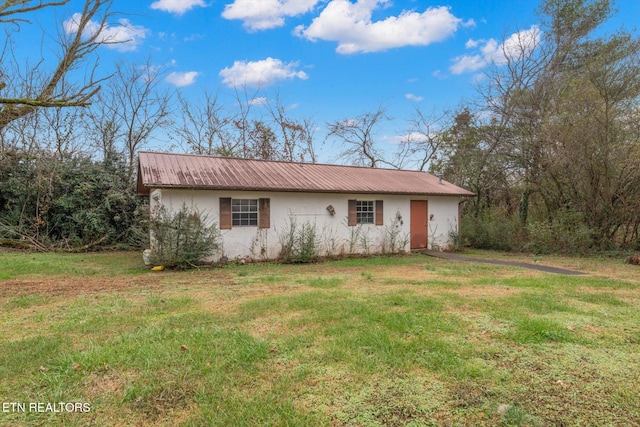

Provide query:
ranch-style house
left=137, top=151, right=474, bottom=261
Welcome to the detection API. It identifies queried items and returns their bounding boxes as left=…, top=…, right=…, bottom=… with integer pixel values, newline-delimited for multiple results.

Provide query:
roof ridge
left=139, top=150, right=430, bottom=174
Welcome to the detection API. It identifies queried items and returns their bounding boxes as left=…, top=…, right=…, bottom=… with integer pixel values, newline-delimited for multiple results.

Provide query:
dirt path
left=423, top=251, right=586, bottom=275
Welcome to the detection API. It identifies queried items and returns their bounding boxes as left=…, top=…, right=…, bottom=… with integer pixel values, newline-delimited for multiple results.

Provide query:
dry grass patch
left=2, top=250, right=639, bottom=426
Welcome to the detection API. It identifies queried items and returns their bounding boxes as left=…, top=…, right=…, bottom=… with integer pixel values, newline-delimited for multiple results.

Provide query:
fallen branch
left=62, top=235, right=110, bottom=253
left=0, top=238, right=47, bottom=251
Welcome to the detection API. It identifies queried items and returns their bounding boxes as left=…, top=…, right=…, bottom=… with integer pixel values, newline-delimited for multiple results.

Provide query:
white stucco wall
left=149, top=189, right=462, bottom=261
left=426, top=196, right=462, bottom=251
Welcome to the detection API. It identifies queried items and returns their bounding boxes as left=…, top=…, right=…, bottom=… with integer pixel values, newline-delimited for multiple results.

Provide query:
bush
left=523, top=210, right=594, bottom=255
left=0, top=149, right=145, bottom=250
left=626, top=253, right=640, bottom=266
left=149, top=204, right=221, bottom=269
left=461, top=208, right=597, bottom=255
left=278, top=217, right=319, bottom=263
left=461, top=211, right=518, bottom=251
left=381, top=212, right=409, bottom=254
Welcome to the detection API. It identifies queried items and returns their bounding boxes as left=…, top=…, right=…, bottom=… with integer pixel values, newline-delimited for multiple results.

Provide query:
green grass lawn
left=1, top=250, right=639, bottom=426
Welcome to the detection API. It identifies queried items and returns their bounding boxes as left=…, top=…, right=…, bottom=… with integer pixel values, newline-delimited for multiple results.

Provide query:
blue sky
left=18, top=0, right=640, bottom=161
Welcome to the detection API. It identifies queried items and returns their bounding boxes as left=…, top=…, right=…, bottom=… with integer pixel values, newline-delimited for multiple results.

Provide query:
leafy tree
left=432, top=109, right=512, bottom=218
left=440, top=0, right=640, bottom=251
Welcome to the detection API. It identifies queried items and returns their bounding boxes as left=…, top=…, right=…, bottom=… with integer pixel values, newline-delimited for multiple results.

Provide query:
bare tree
left=0, top=98, right=43, bottom=153
left=0, top=0, right=114, bottom=131
left=42, top=107, right=85, bottom=158
left=107, top=60, right=172, bottom=179
left=230, top=86, right=261, bottom=158
left=83, top=89, right=123, bottom=167
left=264, top=94, right=317, bottom=163
left=394, top=108, right=451, bottom=171
left=172, top=91, right=233, bottom=156
left=327, top=105, right=390, bottom=168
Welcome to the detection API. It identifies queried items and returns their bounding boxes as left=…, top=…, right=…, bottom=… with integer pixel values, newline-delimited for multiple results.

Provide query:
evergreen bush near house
left=0, top=149, right=145, bottom=250
left=149, top=204, right=221, bottom=269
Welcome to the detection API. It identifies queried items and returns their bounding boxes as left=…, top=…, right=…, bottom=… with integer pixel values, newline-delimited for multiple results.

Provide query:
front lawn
left=1, top=251, right=638, bottom=426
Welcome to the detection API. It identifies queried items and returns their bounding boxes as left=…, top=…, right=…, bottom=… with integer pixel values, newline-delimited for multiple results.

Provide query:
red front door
left=410, top=200, right=428, bottom=249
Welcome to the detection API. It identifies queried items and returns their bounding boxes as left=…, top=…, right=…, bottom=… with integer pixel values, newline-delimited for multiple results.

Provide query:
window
left=232, top=199, right=258, bottom=226
left=356, top=200, right=374, bottom=224
left=219, top=197, right=270, bottom=230
left=348, top=199, right=383, bottom=226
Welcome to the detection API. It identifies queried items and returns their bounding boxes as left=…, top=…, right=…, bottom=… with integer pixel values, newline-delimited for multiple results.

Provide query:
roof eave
left=138, top=183, right=474, bottom=197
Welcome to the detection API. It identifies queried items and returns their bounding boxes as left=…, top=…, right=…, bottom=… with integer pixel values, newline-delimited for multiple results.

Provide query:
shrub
left=523, top=210, right=594, bottom=255
left=0, top=149, right=145, bottom=250
left=460, top=210, right=518, bottom=251
left=149, top=204, right=221, bottom=269
left=278, top=216, right=319, bottom=263
left=461, top=208, right=597, bottom=255
left=626, top=253, right=640, bottom=266
left=381, top=212, right=409, bottom=254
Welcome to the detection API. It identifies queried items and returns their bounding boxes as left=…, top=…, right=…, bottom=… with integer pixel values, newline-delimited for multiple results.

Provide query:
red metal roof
left=137, top=151, right=474, bottom=197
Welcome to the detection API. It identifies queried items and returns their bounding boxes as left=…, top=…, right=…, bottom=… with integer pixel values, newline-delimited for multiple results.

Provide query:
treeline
left=0, top=62, right=318, bottom=250
left=431, top=0, right=640, bottom=253
left=1, top=0, right=639, bottom=253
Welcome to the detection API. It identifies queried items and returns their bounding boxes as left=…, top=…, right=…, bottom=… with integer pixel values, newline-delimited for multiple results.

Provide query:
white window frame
left=231, top=199, right=258, bottom=226
left=356, top=200, right=375, bottom=224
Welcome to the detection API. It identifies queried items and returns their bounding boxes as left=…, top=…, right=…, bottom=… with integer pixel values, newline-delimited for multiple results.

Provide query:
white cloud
left=184, top=33, right=204, bottom=42
left=222, top=0, right=321, bottom=31
left=381, top=134, right=405, bottom=145
left=249, top=96, right=268, bottom=106
left=383, top=131, right=434, bottom=145
left=294, top=0, right=461, bottom=54
left=64, top=14, right=148, bottom=52
left=391, top=132, right=431, bottom=145
left=463, top=18, right=476, bottom=28
left=151, top=0, right=206, bottom=15
left=166, top=71, right=200, bottom=87
left=432, top=69, right=447, bottom=80
left=465, top=38, right=480, bottom=49
left=219, top=57, right=308, bottom=88
left=449, top=53, right=485, bottom=74
left=450, top=25, right=541, bottom=74
left=405, top=93, right=423, bottom=102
